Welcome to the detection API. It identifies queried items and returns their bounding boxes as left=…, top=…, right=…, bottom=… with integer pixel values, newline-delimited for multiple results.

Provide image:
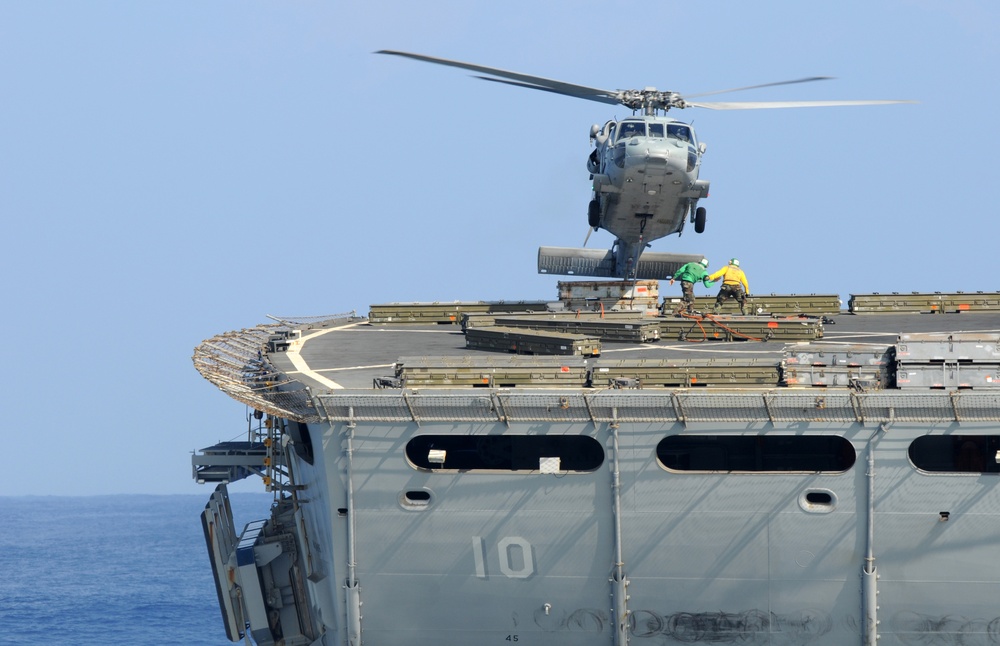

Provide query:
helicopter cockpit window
left=667, top=124, right=692, bottom=141
left=648, top=123, right=665, bottom=138
left=618, top=122, right=645, bottom=140
left=667, top=123, right=691, bottom=141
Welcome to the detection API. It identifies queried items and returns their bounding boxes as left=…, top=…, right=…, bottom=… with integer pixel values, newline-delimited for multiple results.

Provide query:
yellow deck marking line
left=283, top=321, right=365, bottom=390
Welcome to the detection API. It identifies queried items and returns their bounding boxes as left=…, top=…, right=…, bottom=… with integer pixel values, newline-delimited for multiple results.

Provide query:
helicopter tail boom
left=538, top=246, right=704, bottom=280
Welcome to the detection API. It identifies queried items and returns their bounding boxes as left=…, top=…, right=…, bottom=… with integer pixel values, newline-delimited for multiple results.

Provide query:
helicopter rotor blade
left=686, top=99, right=918, bottom=110
left=583, top=226, right=594, bottom=247
left=685, top=77, right=834, bottom=99
left=379, top=50, right=918, bottom=114
left=377, top=50, right=621, bottom=105
left=474, top=76, right=623, bottom=106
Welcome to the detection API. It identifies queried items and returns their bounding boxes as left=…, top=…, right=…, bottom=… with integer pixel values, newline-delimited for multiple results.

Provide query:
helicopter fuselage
left=376, top=49, right=912, bottom=280
left=587, top=116, right=710, bottom=267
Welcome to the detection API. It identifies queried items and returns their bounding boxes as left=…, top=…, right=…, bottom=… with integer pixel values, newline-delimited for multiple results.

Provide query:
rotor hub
left=618, top=89, right=687, bottom=114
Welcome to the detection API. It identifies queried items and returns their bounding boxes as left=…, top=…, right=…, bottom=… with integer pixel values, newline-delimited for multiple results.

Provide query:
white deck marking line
left=368, top=328, right=461, bottom=334
left=312, top=364, right=395, bottom=374
left=283, top=321, right=365, bottom=390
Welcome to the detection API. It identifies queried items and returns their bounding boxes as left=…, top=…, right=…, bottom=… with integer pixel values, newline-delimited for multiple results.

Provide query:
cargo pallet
left=895, top=332, right=1000, bottom=389
left=848, top=292, right=1000, bottom=314
left=486, top=314, right=662, bottom=343
left=394, top=356, right=589, bottom=388
left=368, top=301, right=549, bottom=325
left=591, top=358, right=781, bottom=388
left=675, top=293, right=842, bottom=316
left=464, top=326, right=602, bottom=357
left=659, top=314, right=824, bottom=342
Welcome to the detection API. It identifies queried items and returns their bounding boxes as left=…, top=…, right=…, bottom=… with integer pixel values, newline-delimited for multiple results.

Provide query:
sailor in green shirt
left=666, top=258, right=714, bottom=315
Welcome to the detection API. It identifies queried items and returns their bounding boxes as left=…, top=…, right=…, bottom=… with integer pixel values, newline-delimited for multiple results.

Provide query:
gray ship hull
left=195, top=300, right=1000, bottom=645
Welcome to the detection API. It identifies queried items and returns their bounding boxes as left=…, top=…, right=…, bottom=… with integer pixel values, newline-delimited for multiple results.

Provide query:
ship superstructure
left=194, top=288, right=1000, bottom=645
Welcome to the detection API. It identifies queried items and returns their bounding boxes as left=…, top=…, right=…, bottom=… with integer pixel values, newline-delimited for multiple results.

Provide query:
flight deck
left=264, top=300, right=1000, bottom=393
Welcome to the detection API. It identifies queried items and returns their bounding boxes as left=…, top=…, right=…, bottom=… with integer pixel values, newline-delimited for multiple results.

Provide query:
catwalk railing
left=313, top=390, right=1000, bottom=425
left=192, top=314, right=357, bottom=424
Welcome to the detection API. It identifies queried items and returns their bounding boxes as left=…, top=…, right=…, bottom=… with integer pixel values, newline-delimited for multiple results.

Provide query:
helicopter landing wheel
left=588, top=200, right=601, bottom=228
left=694, top=207, right=706, bottom=233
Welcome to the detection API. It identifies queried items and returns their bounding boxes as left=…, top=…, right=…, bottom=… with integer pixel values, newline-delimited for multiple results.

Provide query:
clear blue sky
left=2, top=1, right=997, bottom=495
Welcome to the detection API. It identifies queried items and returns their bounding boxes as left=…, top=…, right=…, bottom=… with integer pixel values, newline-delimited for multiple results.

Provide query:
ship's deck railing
left=192, top=316, right=357, bottom=424
left=194, top=320, right=1000, bottom=426
left=312, top=390, right=1000, bottom=425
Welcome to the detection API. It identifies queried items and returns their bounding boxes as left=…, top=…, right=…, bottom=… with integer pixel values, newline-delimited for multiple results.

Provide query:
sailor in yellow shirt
left=708, top=258, right=750, bottom=315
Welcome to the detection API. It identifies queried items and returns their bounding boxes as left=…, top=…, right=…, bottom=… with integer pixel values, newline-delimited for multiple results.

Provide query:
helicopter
left=378, top=50, right=915, bottom=280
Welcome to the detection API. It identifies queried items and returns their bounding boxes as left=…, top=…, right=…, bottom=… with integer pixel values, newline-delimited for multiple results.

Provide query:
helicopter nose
left=625, top=141, right=677, bottom=172
left=643, top=151, right=670, bottom=168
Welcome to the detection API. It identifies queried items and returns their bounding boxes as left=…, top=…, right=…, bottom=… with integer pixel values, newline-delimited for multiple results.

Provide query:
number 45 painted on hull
left=379, top=50, right=915, bottom=280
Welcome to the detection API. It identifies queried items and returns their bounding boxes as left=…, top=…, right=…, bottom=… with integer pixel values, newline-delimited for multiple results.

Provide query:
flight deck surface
left=268, top=311, right=1000, bottom=392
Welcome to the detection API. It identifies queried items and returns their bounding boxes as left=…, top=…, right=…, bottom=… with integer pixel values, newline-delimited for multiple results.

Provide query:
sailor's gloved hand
left=668, top=279, right=674, bottom=285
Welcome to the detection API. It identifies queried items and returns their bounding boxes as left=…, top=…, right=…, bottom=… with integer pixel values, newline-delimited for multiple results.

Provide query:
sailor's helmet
left=730, top=258, right=740, bottom=267
left=699, top=258, right=709, bottom=267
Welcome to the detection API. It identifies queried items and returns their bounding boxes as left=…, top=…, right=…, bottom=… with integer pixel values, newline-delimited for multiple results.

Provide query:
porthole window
left=805, top=491, right=833, bottom=504
left=799, top=489, right=838, bottom=513
left=656, top=435, right=855, bottom=473
left=399, top=489, right=433, bottom=510
left=406, top=435, right=604, bottom=473
left=909, top=435, right=1000, bottom=473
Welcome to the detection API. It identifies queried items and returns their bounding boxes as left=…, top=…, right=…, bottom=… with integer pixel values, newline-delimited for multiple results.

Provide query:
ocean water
left=0, top=494, right=273, bottom=645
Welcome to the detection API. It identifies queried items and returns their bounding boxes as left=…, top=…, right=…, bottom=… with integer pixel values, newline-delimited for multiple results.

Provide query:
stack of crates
left=491, top=314, right=661, bottom=343
left=781, top=343, right=895, bottom=389
left=557, top=280, right=660, bottom=313
left=895, top=333, right=1000, bottom=389
left=394, top=356, right=590, bottom=388
left=591, top=357, right=781, bottom=388
left=464, top=326, right=602, bottom=357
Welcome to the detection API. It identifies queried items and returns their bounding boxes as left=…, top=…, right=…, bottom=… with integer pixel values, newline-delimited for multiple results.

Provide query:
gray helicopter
left=378, top=50, right=914, bottom=280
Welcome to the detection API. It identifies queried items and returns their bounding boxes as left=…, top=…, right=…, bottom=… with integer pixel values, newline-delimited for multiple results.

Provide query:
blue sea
left=0, top=494, right=273, bottom=645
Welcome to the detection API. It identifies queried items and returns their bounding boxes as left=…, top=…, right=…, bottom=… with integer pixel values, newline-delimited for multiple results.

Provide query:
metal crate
left=849, top=292, right=1000, bottom=314
left=675, top=293, right=841, bottom=316
left=896, top=332, right=1000, bottom=362
left=659, top=315, right=823, bottom=342
left=783, top=343, right=894, bottom=367
left=395, top=356, right=590, bottom=388
left=368, top=300, right=549, bottom=325
left=590, top=358, right=781, bottom=388
left=491, top=314, right=661, bottom=343
left=465, top=326, right=602, bottom=357
left=781, top=364, right=892, bottom=388
left=896, top=362, right=1000, bottom=389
